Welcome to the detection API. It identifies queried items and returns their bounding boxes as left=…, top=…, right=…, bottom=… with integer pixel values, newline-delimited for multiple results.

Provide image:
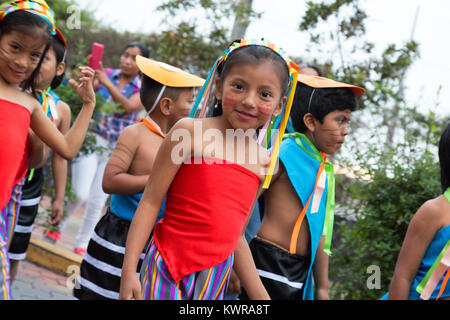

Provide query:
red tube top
left=154, top=158, right=260, bottom=283
left=0, top=99, right=30, bottom=211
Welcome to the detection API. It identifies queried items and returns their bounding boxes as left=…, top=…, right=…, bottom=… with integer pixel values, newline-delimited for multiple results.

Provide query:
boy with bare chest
left=73, top=56, right=204, bottom=300
left=241, top=75, right=365, bottom=300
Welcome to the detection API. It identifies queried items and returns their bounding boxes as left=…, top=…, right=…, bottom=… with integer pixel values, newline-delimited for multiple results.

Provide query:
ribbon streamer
left=417, top=239, right=450, bottom=300
left=416, top=188, right=450, bottom=299
left=287, top=132, right=335, bottom=256
left=188, top=39, right=299, bottom=190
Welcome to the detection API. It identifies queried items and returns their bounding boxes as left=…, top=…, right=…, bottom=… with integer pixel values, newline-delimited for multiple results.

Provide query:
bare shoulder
left=118, top=123, right=141, bottom=142
left=57, top=100, right=71, bottom=115
left=170, top=117, right=196, bottom=133
left=23, top=91, right=41, bottom=113
left=412, top=196, right=447, bottom=232
left=56, top=101, right=72, bottom=124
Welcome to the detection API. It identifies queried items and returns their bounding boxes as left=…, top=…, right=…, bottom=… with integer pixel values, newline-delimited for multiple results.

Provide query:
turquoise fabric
left=381, top=224, right=450, bottom=300
left=110, top=193, right=166, bottom=224
left=278, top=135, right=330, bottom=300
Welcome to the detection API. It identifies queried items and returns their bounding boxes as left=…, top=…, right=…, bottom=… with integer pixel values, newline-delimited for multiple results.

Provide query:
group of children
left=0, top=0, right=448, bottom=301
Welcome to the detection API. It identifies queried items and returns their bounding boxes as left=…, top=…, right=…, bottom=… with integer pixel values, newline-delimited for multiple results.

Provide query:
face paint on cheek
left=258, top=101, right=274, bottom=117
left=222, top=92, right=239, bottom=109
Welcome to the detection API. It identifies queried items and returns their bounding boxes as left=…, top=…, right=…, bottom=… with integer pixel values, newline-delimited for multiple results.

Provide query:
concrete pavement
left=10, top=197, right=86, bottom=300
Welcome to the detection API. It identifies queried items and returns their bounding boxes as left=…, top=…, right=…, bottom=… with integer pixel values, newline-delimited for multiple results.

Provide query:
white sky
left=75, top=0, right=450, bottom=117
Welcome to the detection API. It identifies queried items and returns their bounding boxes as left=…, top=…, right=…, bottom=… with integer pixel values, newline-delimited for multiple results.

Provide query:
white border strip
left=13, top=224, right=34, bottom=234
left=256, top=269, right=304, bottom=289
left=91, top=232, right=146, bottom=259
left=79, top=277, right=119, bottom=300
left=20, top=197, right=41, bottom=207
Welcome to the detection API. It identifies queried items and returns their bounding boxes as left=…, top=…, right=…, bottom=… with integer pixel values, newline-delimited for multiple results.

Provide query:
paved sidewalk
left=11, top=260, right=73, bottom=300
left=10, top=197, right=91, bottom=300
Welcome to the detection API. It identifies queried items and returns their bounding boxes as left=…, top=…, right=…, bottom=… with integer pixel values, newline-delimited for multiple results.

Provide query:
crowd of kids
left=0, top=0, right=448, bottom=301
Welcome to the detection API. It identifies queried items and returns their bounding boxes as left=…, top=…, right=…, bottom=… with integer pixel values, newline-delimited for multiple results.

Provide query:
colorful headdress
left=0, top=0, right=56, bottom=35
left=136, top=55, right=205, bottom=114
left=54, top=27, right=67, bottom=63
left=189, top=38, right=300, bottom=189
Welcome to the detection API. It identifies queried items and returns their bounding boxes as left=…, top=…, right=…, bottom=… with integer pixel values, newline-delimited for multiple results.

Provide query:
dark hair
left=290, top=83, right=357, bottom=133
left=140, top=74, right=187, bottom=113
left=212, top=44, right=290, bottom=117
left=304, top=64, right=324, bottom=77
left=439, top=123, right=450, bottom=193
left=0, top=11, right=52, bottom=94
left=49, top=35, right=67, bottom=90
left=126, top=42, right=150, bottom=58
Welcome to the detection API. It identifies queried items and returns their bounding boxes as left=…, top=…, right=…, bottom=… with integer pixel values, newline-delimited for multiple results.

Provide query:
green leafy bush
left=330, top=137, right=441, bottom=300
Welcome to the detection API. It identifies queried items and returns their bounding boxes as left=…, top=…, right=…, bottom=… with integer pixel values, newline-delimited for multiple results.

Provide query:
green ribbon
left=28, top=169, right=35, bottom=182
left=285, top=132, right=335, bottom=256
left=416, top=187, right=450, bottom=294
left=416, top=239, right=450, bottom=294
left=323, top=162, right=335, bottom=256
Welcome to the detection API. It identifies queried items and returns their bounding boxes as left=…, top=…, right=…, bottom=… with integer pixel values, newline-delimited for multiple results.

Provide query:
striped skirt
left=73, top=209, right=146, bottom=300
left=0, top=180, right=25, bottom=300
left=140, top=238, right=233, bottom=300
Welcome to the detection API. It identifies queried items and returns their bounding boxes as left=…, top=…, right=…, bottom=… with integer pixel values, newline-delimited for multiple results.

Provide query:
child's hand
left=315, top=287, right=330, bottom=300
left=49, top=199, right=63, bottom=226
left=119, top=272, right=142, bottom=300
left=68, top=66, right=96, bottom=107
left=227, top=269, right=242, bottom=294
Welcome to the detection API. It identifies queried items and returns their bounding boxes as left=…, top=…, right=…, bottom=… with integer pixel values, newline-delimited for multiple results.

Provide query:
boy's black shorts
left=239, top=237, right=310, bottom=300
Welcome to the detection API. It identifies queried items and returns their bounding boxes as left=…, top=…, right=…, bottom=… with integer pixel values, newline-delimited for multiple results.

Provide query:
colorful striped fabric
left=0, top=179, right=25, bottom=300
left=0, top=0, right=56, bottom=35
left=91, top=68, right=142, bottom=148
left=140, top=238, right=233, bottom=300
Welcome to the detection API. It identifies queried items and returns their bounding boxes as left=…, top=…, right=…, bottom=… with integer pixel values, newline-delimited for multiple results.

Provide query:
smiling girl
left=0, top=0, right=95, bottom=300
left=120, top=39, right=299, bottom=300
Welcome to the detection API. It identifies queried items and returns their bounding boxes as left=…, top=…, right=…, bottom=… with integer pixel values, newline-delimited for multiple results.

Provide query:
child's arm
left=95, top=63, right=143, bottom=113
left=49, top=101, right=71, bottom=226
left=313, top=236, right=330, bottom=300
left=233, top=188, right=270, bottom=300
left=30, top=67, right=96, bottom=161
left=27, top=129, right=51, bottom=169
left=388, top=200, right=442, bottom=299
left=120, top=119, right=193, bottom=300
left=102, top=127, right=148, bottom=195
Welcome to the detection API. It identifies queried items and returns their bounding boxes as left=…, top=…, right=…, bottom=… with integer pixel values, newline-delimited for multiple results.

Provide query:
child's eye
left=232, top=83, right=243, bottom=90
left=337, top=118, right=351, bottom=126
left=31, top=53, right=42, bottom=60
left=261, top=91, right=272, bottom=99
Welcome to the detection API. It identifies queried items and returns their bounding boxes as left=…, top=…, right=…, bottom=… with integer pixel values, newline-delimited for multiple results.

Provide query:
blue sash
left=279, top=135, right=331, bottom=300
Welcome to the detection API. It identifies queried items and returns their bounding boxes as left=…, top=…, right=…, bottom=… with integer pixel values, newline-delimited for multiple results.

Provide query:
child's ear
left=56, top=62, right=66, bottom=77
left=214, top=77, right=223, bottom=101
left=272, top=96, right=287, bottom=118
left=303, top=113, right=317, bottom=132
left=159, top=97, right=173, bottom=116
